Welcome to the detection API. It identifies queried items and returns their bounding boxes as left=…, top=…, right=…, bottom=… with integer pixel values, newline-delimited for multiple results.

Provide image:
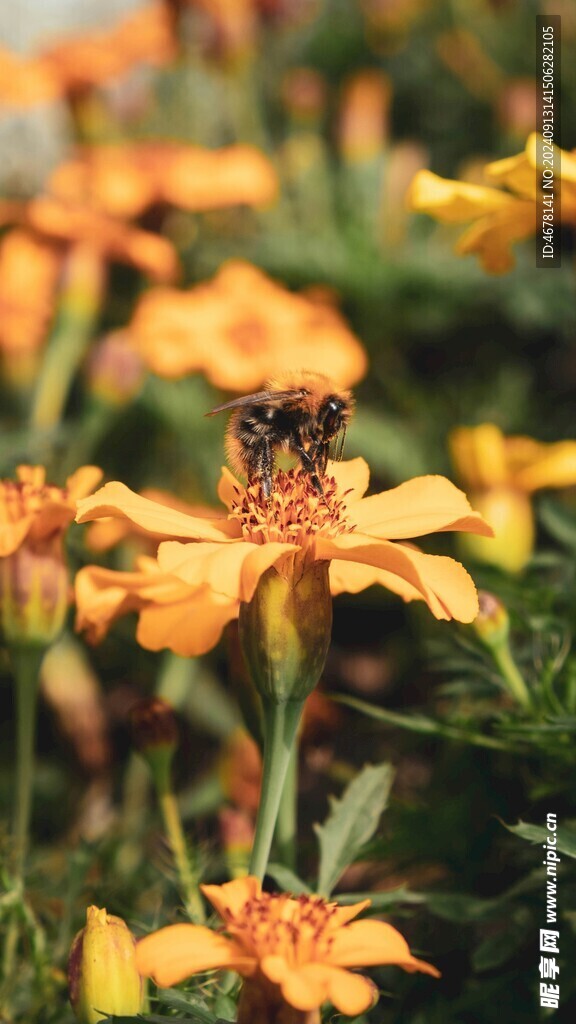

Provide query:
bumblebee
left=207, top=370, right=354, bottom=497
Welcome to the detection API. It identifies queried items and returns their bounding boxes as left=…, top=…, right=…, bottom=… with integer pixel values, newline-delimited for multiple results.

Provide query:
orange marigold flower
left=0, top=2, right=174, bottom=106
left=75, top=555, right=238, bottom=657
left=450, top=423, right=576, bottom=572
left=127, top=260, right=368, bottom=390
left=76, top=458, right=492, bottom=623
left=408, top=133, right=576, bottom=273
left=136, top=876, right=439, bottom=1020
left=48, top=143, right=278, bottom=219
left=0, top=466, right=102, bottom=646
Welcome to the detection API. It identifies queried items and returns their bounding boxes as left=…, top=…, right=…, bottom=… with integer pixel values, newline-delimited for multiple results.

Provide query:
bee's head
left=319, top=393, right=352, bottom=440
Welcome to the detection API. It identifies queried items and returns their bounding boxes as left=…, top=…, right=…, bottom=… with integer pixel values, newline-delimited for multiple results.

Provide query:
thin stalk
left=274, top=742, right=297, bottom=872
left=249, top=699, right=304, bottom=881
left=493, top=644, right=533, bottom=712
left=157, top=786, right=205, bottom=924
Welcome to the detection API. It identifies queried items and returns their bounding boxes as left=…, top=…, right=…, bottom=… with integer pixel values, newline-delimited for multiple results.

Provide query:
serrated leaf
left=503, top=818, right=576, bottom=858
left=314, top=763, right=394, bottom=897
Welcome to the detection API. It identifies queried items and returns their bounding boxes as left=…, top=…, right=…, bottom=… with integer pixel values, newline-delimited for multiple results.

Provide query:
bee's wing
left=205, top=389, right=308, bottom=416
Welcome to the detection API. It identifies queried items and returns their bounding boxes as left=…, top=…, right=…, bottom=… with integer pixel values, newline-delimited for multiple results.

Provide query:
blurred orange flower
left=450, top=423, right=576, bottom=572
left=408, top=133, right=576, bottom=272
left=0, top=2, right=174, bottom=106
left=48, top=143, right=278, bottom=219
left=128, top=260, right=368, bottom=390
left=75, top=555, right=238, bottom=656
left=136, top=875, right=439, bottom=1020
left=76, top=458, right=492, bottom=623
left=0, top=465, right=102, bottom=646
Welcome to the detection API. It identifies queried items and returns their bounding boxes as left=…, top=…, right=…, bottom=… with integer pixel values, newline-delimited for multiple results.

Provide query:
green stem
left=249, top=699, right=305, bottom=881
left=274, top=741, right=298, bottom=872
left=30, top=244, right=105, bottom=430
left=157, top=787, right=205, bottom=924
left=493, top=643, right=533, bottom=712
left=11, top=647, right=45, bottom=877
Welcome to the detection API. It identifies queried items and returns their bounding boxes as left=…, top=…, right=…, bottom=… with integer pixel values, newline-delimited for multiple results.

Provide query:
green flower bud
left=239, top=560, right=332, bottom=704
left=68, top=906, right=144, bottom=1024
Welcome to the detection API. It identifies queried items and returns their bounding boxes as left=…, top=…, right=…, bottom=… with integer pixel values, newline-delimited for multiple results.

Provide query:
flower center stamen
left=223, top=892, right=339, bottom=967
left=229, top=468, right=353, bottom=549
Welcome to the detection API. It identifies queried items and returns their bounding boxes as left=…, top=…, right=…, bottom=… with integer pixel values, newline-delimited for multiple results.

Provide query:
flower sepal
left=239, top=560, right=332, bottom=705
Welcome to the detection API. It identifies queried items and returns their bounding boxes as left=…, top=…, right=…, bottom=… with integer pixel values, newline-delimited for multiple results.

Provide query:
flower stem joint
left=68, top=906, right=144, bottom=1024
left=239, top=560, right=332, bottom=705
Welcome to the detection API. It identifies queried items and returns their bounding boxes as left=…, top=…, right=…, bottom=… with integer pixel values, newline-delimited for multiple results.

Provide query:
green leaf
left=538, top=497, right=576, bottom=552
left=266, top=863, right=312, bottom=894
left=315, top=763, right=394, bottom=897
left=472, top=908, right=532, bottom=972
left=503, top=818, right=576, bottom=858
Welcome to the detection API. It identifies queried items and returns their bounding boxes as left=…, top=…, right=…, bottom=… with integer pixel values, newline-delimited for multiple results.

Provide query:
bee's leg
left=293, top=444, right=325, bottom=495
left=248, top=438, right=274, bottom=498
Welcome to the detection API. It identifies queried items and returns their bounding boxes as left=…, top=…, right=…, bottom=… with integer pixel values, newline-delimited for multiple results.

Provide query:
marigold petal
left=136, top=925, right=252, bottom=987
left=328, top=457, right=370, bottom=503
left=326, top=919, right=439, bottom=977
left=76, top=482, right=238, bottom=541
left=136, top=587, right=238, bottom=656
left=261, top=959, right=377, bottom=1015
left=217, top=466, right=244, bottom=512
left=408, top=168, right=510, bottom=221
left=201, top=877, right=262, bottom=921
left=0, top=515, right=35, bottom=556
left=318, top=535, right=479, bottom=622
left=330, top=558, right=425, bottom=600
left=65, top=465, right=103, bottom=500
left=260, top=958, right=325, bottom=1011
left=157, top=539, right=298, bottom=602
left=351, top=475, right=493, bottom=539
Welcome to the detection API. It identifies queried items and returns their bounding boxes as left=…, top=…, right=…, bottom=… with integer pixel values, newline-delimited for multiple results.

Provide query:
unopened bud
left=86, top=330, right=145, bottom=406
left=68, top=906, right=144, bottom=1023
left=0, top=536, right=69, bottom=648
left=239, top=560, right=332, bottom=704
left=473, top=591, right=510, bottom=648
left=130, top=696, right=179, bottom=792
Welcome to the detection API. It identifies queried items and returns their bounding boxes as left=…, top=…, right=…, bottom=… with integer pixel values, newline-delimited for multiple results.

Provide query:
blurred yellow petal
left=408, top=168, right=510, bottom=221
left=512, top=441, right=576, bottom=491
left=136, top=925, right=252, bottom=987
left=450, top=424, right=509, bottom=489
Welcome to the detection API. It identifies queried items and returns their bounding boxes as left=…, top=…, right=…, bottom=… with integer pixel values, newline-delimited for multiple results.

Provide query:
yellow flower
left=0, top=465, right=101, bottom=646
left=136, top=875, right=439, bottom=1020
left=407, top=133, right=576, bottom=272
left=76, top=458, right=491, bottom=624
left=127, top=260, right=368, bottom=390
left=48, top=143, right=278, bottom=219
left=450, top=423, right=576, bottom=571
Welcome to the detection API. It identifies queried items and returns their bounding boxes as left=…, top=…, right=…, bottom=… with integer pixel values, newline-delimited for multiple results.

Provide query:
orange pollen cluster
left=229, top=469, right=353, bottom=547
left=225, top=893, right=338, bottom=965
